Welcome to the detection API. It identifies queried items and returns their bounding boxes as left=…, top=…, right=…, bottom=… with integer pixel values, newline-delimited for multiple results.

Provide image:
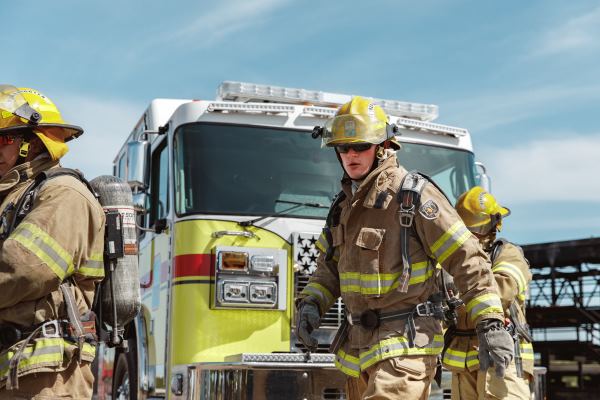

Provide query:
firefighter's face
left=337, top=144, right=377, bottom=180
left=0, top=136, right=22, bottom=177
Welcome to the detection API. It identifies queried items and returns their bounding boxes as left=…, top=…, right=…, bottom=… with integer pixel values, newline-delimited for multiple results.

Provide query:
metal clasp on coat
left=41, top=320, right=61, bottom=338
left=399, top=205, right=415, bottom=227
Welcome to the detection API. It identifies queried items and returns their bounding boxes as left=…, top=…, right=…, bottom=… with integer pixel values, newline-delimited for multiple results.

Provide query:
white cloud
left=154, top=0, right=290, bottom=48
left=535, top=6, right=600, bottom=56
left=479, top=133, right=600, bottom=204
left=443, top=83, right=600, bottom=133
left=56, top=94, right=142, bottom=179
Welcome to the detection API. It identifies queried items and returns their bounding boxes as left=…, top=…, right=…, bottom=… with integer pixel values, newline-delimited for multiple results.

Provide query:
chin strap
left=16, top=131, right=35, bottom=164
left=18, top=139, right=30, bottom=158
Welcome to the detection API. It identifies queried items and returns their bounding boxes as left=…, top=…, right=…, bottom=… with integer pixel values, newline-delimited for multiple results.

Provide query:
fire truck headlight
left=250, top=255, right=277, bottom=274
left=221, top=281, right=250, bottom=303
left=213, top=246, right=287, bottom=310
left=249, top=282, right=277, bottom=305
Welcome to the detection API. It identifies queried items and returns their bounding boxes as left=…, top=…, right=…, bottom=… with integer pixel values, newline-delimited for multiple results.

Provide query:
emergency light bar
left=395, top=117, right=468, bottom=137
left=217, top=81, right=439, bottom=122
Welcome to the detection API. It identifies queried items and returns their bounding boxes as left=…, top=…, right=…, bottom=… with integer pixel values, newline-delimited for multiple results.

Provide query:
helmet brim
left=0, top=123, right=83, bottom=141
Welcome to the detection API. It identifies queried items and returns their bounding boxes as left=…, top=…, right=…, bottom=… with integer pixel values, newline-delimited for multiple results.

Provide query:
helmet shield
left=321, top=114, right=388, bottom=147
left=0, top=85, right=38, bottom=128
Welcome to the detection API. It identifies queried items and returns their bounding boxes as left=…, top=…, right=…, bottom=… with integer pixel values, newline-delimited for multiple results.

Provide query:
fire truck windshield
left=174, top=123, right=340, bottom=219
left=173, top=123, right=477, bottom=218
left=397, top=142, right=478, bottom=204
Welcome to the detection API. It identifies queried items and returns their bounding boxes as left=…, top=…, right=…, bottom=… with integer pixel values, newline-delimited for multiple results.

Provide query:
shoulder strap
left=395, top=171, right=453, bottom=293
left=395, top=171, right=429, bottom=292
left=6, top=168, right=97, bottom=237
left=490, top=238, right=507, bottom=264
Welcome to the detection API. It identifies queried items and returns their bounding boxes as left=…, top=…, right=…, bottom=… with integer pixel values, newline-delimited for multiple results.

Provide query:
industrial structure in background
left=523, top=237, right=600, bottom=400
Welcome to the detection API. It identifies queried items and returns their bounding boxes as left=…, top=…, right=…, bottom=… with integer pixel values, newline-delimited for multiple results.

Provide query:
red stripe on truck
left=173, top=254, right=214, bottom=277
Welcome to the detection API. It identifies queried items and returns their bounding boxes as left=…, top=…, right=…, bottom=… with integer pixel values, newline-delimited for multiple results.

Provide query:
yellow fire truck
left=94, top=82, right=490, bottom=399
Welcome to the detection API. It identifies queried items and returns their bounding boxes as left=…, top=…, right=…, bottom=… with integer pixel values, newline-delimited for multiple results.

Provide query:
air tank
left=90, top=175, right=141, bottom=334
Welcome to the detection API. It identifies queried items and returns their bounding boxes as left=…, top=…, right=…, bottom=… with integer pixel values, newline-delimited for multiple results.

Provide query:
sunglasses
left=334, top=143, right=373, bottom=154
left=0, top=136, right=17, bottom=145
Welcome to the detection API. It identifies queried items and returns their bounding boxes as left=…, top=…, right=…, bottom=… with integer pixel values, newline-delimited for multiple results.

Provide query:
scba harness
left=326, top=171, right=463, bottom=354
left=0, top=168, right=135, bottom=388
left=0, top=168, right=100, bottom=388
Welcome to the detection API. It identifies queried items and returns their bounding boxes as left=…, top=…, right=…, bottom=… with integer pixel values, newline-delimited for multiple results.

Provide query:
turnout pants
left=345, top=355, right=437, bottom=400
left=0, top=359, right=93, bottom=400
left=451, top=361, right=531, bottom=400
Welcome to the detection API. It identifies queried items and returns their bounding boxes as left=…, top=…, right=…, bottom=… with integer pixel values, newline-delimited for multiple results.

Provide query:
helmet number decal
left=419, top=199, right=439, bottom=220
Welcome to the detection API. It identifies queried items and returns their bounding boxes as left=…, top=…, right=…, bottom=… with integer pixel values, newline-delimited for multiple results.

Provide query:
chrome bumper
left=169, top=353, right=346, bottom=400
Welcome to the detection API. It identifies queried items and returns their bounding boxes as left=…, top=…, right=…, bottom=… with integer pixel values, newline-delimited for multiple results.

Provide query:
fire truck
left=94, top=82, right=490, bottom=399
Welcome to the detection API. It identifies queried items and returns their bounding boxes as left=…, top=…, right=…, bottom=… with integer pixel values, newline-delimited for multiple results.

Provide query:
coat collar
left=341, top=155, right=398, bottom=201
left=0, top=157, right=59, bottom=195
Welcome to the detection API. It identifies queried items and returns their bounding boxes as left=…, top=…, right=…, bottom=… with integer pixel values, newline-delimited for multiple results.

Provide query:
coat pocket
left=355, top=228, right=385, bottom=296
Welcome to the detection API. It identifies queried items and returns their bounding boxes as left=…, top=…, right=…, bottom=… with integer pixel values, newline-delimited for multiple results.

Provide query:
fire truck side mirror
left=475, top=161, right=492, bottom=193
left=127, top=140, right=150, bottom=191
left=132, top=192, right=148, bottom=215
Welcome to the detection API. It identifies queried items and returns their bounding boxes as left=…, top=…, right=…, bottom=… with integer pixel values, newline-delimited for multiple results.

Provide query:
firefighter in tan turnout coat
left=296, top=97, right=514, bottom=399
left=0, top=86, right=104, bottom=399
left=444, top=187, right=533, bottom=400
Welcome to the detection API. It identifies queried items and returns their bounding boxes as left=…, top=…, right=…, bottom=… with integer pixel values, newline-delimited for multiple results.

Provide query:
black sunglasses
left=334, top=143, right=373, bottom=154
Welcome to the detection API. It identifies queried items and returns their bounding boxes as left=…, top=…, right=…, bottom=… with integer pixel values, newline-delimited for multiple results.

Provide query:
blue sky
left=4, top=0, right=600, bottom=245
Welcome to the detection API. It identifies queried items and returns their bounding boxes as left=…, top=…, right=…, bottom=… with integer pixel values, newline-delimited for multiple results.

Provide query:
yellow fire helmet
left=320, top=96, right=400, bottom=149
left=455, top=186, right=511, bottom=235
left=0, top=85, right=83, bottom=160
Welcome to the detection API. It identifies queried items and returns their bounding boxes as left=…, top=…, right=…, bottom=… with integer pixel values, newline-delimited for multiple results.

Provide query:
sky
left=3, top=0, right=600, bottom=245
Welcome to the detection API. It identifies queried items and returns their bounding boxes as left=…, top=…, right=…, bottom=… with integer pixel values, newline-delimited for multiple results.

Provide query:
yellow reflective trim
left=0, top=338, right=64, bottom=378
left=430, top=221, right=464, bottom=254
left=335, top=349, right=360, bottom=377
left=466, top=292, right=504, bottom=320
left=302, top=282, right=335, bottom=311
left=315, top=232, right=329, bottom=253
left=442, top=348, right=479, bottom=369
left=359, top=334, right=444, bottom=370
left=437, top=230, right=471, bottom=264
left=11, top=222, right=74, bottom=279
left=82, top=342, right=95, bottom=356
left=520, top=342, right=534, bottom=360
left=409, top=266, right=434, bottom=285
left=467, top=293, right=501, bottom=313
left=339, top=262, right=432, bottom=295
left=78, top=252, right=105, bottom=277
left=493, top=262, right=527, bottom=294
left=442, top=348, right=466, bottom=368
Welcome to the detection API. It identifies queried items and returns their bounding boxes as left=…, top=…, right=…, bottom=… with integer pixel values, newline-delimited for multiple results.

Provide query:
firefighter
left=296, top=97, right=514, bottom=399
left=0, top=85, right=104, bottom=399
left=444, top=187, right=533, bottom=400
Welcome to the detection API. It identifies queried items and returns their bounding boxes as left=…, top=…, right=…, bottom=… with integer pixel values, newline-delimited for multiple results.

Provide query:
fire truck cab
left=95, top=82, right=488, bottom=399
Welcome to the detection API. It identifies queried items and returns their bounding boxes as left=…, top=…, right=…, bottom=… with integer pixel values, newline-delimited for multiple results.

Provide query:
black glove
left=296, top=300, right=321, bottom=350
left=476, top=318, right=514, bottom=378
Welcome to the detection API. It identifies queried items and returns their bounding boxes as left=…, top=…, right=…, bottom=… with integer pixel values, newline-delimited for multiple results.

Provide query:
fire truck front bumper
left=169, top=353, right=347, bottom=400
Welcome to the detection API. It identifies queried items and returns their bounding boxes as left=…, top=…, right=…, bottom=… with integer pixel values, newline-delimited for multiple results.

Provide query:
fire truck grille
left=292, top=232, right=344, bottom=329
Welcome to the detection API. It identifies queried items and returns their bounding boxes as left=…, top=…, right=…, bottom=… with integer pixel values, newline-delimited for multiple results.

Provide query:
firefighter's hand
left=296, top=300, right=321, bottom=350
left=476, top=318, right=514, bottom=378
